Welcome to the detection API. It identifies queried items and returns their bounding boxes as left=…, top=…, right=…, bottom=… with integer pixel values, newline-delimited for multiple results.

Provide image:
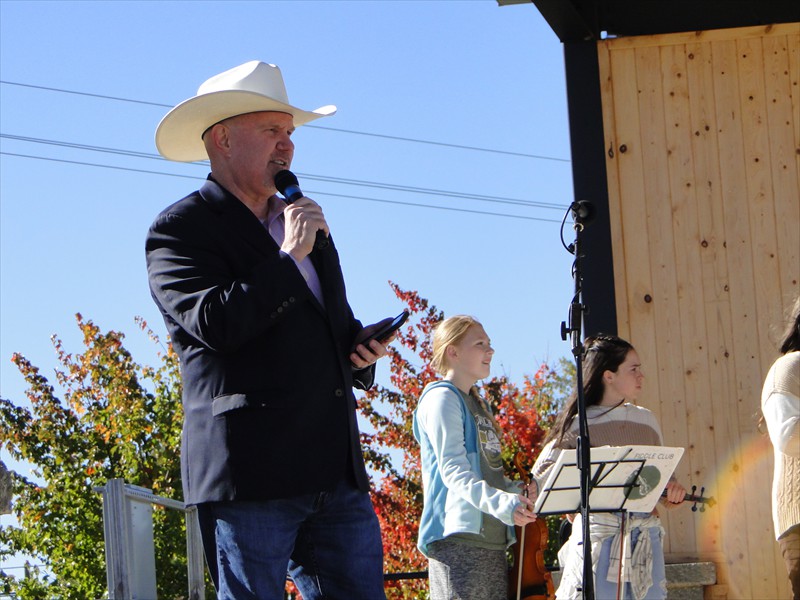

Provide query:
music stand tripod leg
left=616, top=510, right=627, bottom=600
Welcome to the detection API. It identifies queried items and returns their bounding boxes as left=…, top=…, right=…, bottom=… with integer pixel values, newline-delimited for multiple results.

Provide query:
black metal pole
left=561, top=209, right=594, bottom=600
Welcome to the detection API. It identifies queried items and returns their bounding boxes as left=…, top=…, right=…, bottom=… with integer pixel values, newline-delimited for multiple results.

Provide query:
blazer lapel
left=199, top=177, right=278, bottom=257
left=200, top=177, right=331, bottom=319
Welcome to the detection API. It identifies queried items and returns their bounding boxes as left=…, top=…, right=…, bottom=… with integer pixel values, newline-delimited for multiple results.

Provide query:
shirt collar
left=265, top=194, right=288, bottom=228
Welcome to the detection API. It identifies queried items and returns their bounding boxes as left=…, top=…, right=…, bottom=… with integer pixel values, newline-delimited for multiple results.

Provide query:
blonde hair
left=431, top=315, right=503, bottom=439
left=430, top=315, right=482, bottom=375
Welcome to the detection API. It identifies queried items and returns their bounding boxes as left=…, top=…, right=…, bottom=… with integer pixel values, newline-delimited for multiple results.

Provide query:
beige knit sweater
left=532, top=402, right=664, bottom=487
left=761, top=351, right=800, bottom=539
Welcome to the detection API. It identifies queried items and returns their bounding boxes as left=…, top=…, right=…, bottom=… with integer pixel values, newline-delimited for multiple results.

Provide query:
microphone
left=569, top=200, right=595, bottom=224
left=274, top=169, right=329, bottom=250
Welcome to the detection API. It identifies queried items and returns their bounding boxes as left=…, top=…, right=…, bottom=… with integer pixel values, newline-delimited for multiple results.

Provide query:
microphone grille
left=274, top=169, right=299, bottom=195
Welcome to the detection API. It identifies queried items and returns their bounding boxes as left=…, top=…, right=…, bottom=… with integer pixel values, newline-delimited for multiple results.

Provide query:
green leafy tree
left=0, top=314, right=198, bottom=599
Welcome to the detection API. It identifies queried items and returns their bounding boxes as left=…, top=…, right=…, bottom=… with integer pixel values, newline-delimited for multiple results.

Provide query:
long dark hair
left=544, top=334, right=635, bottom=446
left=779, top=296, right=800, bottom=355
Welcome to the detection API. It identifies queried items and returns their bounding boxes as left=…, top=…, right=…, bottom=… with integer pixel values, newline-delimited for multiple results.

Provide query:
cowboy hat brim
left=155, top=89, right=336, bottom=162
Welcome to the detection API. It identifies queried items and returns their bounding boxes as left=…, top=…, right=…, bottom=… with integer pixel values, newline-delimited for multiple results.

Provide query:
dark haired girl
left=532, top=335, right=686, bottom=599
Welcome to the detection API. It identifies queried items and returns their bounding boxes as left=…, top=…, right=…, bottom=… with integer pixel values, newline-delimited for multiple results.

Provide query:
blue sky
left=0, top=0, right=576, bottom=570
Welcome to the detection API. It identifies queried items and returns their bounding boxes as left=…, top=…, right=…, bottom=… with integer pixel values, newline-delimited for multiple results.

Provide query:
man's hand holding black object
left=350, top=317, right=396, bottom=369
left=281, top=196, right=329, bottom=261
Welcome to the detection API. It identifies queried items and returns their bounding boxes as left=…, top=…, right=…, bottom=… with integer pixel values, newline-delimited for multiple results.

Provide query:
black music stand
left=534, top=446, right=684, bottom=598
left=535, top=445, right=683, bottom=516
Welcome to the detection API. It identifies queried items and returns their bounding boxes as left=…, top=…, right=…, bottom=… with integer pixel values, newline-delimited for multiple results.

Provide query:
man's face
left=224, top=111, right=295, bottom=197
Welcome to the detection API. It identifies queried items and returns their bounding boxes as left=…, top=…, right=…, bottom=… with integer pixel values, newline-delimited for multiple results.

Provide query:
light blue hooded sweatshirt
left=413, top=380, right=521, bottom=556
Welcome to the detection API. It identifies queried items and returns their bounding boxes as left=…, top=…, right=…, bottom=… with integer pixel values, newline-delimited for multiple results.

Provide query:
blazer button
left=282, top=301, right=289, bottom=307
left=334, top=389, right=344, bottom=397
left=277, top=306, right=284, bottom=313
left=289, top=296, right=296, bottom=303
left=270, top=312, right=277, bottom=319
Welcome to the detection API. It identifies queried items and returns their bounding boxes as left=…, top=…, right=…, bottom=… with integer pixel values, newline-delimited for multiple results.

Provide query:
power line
left=0, top=133, right=569, bottom=212
left=0, top=152, right=563, bottom=223
left=2, top=133, right=159, bottom=161
left=0, top=564, right=44, bottom=570
left=0, top=80, right=571, bottom=163
left=0, top=151, right=196, bottom=181
left=305, top=124, right=570, bottom=162
left=298, top=172, right=563, bottom=210
left=0, top=80, right=169, bottom=108
left=0, top=78, right=573, bottom=222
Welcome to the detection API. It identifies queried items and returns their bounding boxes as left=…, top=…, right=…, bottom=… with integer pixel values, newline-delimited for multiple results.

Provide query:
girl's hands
left=663, top=479, right=687, bottom=505
left=513, top=494, right=538, bottom=526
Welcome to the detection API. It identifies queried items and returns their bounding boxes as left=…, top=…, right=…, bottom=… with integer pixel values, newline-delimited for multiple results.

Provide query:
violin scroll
left=688, top=485, right=716, bottom=512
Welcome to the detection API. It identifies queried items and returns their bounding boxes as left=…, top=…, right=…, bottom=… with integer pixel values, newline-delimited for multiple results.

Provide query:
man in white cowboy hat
left=146, top=61, right=391, bottom=599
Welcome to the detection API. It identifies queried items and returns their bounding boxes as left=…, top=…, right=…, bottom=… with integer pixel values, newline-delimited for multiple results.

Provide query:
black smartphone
left=356, top=310, right=409, bottom=348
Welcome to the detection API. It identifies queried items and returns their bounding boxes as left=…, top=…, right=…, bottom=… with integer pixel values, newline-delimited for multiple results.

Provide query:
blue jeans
left=198, top=480, right=386, bottom=600
left=595, top=525, right=667, bottom=600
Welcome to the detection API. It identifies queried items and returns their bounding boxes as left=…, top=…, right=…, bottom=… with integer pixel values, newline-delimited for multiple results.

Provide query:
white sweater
left=761, top=351, right=800, bottom=539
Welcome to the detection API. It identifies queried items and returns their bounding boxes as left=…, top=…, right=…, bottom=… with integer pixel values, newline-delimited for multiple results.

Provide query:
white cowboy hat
left=155, top=61, right=336, bottom=162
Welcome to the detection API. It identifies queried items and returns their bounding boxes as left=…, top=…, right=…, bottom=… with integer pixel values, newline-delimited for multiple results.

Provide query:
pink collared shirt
left=264, top=195, right=325, bottom=307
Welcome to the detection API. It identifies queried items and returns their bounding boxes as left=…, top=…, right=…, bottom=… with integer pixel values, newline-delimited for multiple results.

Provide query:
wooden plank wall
left=597, top=23, right=799, bottom=599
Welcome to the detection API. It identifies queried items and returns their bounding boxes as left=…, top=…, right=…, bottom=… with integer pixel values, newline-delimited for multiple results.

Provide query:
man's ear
left=206, top=123, right=231, bottom=154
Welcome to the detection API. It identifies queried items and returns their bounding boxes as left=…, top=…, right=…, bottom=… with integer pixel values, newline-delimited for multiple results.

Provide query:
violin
left=662, top=485, right=716, bottom=512
left=508, top=453, right=555, bottom=600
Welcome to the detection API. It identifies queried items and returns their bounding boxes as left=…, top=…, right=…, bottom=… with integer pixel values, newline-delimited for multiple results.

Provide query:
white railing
left=96, top=479, right=205, bottom=600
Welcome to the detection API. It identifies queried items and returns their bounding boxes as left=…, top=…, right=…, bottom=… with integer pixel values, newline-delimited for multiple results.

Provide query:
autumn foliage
left=0, top=315, right=203, bottom=599
left=0, top=288, right=572, bottom=598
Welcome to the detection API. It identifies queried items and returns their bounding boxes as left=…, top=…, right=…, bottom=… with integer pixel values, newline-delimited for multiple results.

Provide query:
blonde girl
left=413, top=315, right=537, bottom=600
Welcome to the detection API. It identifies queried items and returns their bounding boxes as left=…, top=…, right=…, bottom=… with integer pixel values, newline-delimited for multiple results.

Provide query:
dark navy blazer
left=145, top=177, right=373, bottom=505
